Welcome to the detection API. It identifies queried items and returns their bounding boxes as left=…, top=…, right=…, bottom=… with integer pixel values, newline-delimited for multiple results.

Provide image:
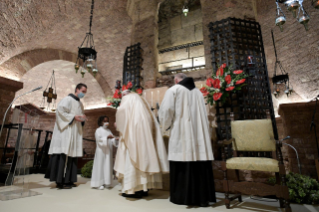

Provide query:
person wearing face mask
left=91, top=116, right=119, bottom=190
left=45, top=83, right=87, bottom=189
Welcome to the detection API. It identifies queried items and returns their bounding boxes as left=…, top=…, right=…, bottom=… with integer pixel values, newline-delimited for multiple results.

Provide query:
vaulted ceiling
left=0, top=0, right=132, bottom=94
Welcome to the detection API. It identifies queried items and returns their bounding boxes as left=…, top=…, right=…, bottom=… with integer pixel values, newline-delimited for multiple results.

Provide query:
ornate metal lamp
left=271, top=30, right=293, bottom=97
left=275, top=2, right=286, bottom=32
left=275, top=0, right=312, bottom=31
left=40, top=70, right=57, bottom=111
left=182, top=0, right=189, bottom=16
left=74, top=0, right=98, bottom=78
left=312, top=0, right=319, bottom=8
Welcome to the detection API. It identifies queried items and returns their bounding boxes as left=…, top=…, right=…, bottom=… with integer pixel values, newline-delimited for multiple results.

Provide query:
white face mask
left=103, top=122, right=109, bottom=128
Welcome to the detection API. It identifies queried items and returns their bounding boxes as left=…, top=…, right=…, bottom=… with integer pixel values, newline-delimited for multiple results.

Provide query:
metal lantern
left=287, top=1, right=299, bottom=17
left=275, top=2, right=286, bottom=32
left=275, top=0, right=313, bottom=31
left=74, top=0, right=98, bottom=78
left=271, top=30, right=293, bottom=98
left=40, top=70, right=58, bottom=112
left=297, top=0, right=310, bottom=31
left=312, top=0, right=319, bottom=9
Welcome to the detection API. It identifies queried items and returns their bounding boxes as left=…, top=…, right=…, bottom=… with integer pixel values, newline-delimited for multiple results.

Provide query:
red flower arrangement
left=200, top=64, right=248, bottom=105
left=107, top=81, right=143, bottom=108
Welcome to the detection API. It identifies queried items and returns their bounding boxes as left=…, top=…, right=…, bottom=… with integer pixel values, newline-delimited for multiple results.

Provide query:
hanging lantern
left=183, top=5, right=189, bottom=16
left=275, top=2, right=286, bottom=32
left=40, top=70, right=58, bottom=112
left=271, top=30, right=293, bottom=98
left=275, top=0, right=313, bottom=31
left=312, top=0, right=319, bottom=9
left=298, top=13, right=310, bottom=31
left=286, top=1, right=299, bottom=18
left=74, top=0, right=98, bottom=78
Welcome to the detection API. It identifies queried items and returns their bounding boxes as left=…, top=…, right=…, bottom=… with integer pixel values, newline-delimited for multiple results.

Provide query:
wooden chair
left=218, top=110, right=291, bottom=212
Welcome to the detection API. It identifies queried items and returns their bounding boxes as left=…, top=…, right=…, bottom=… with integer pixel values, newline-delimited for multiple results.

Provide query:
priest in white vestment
left=91, top=115, right=118, bottom=190
left=159, top=74, right=216, bottom=206
left=114, top=90, right=169, bottom=198
left=45, top=83, right=87, bottom=189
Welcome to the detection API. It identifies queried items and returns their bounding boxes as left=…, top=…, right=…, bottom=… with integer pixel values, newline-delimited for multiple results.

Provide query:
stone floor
left=0, top=174, right=318, bottom=212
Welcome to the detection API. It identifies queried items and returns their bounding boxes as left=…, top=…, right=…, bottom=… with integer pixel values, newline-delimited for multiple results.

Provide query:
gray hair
left=174, top=73, right=187, bottom=80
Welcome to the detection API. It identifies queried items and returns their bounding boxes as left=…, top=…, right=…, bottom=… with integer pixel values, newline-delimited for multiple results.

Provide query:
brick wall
left=6, top=107, right=118, bottom=156
left=279, top=102, right=319, bottom=179
left=13, top=60, right=107, bottom=110
left=0, top=77, right=23, bottom=148
left=256, top=0, right=319, bottom=101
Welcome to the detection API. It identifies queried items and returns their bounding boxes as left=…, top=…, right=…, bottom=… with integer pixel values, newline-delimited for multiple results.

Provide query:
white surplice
left=49, top=95, right=84, bottom=157
left=91, top=126, right=117, bottom=188
left=114, top=93, right=169, bottom=194
left=159, top=80, right=214, bottom=162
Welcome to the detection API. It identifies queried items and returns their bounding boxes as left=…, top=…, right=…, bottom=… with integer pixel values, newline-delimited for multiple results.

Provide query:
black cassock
left=169, top=161, right=216, bottom=206
left=45, top=154, right=77, bottom=184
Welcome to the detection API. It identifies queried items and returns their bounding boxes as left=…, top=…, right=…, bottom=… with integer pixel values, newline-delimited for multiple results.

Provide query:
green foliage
left=267, top=172, right=319, bottom=204
left=81, top=160, right=94, bottom=178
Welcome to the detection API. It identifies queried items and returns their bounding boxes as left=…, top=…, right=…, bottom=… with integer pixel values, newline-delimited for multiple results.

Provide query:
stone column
left=127, top=0, right=164, bottom=89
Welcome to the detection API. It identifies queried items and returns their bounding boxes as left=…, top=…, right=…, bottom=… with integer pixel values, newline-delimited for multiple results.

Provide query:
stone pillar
left=127, top=0, right=164, bottom=89
left=0, top=77, right=23, bottom=149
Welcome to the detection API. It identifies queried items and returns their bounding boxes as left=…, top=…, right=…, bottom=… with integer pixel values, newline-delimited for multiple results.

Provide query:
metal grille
left=123, top=43, right=143, bottom=88
left=209, top=18, right=278, bottom=145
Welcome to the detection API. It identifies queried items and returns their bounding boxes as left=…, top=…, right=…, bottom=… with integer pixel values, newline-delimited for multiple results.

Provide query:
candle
left=157, top=90, right=160, bottom=105
left=201, top=84, right=203, bottom=88
left=151, top=91, right=153, bottom=108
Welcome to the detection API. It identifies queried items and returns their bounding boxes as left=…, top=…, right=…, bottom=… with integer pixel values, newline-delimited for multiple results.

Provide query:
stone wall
left=255, top=0, right=319, bottom=102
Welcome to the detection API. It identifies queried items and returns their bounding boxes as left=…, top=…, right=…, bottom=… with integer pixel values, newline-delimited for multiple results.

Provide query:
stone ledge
left=0, top=76, right=23, bottom=92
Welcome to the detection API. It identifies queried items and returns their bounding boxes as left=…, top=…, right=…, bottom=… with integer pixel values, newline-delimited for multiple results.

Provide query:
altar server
left=159, top=74, right=216, bottom=207
left=114, top=89, right=169, bottom=198
left=91, top=115, right=118, bottom=190
left=45, top=83, right=87, bottom=189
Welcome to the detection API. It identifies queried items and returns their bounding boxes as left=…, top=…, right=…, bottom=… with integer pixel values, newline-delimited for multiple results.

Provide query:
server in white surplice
left=91, top=115, right=118, bottom=190
left=159, top=74, right=216, bottom=207
left=45, top=83, right=87, bottom=189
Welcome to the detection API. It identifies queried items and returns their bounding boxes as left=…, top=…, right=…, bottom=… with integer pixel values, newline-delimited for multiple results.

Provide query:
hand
left=75, top=115, right=87, bottom=122
left=115, top=137, right=119, bottom=140
left=107, top=135, right=114, bottom=139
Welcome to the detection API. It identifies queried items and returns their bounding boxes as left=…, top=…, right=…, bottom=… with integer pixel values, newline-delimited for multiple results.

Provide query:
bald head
left=174, top=73, right=187, bottom=84
left=122, top=89, right=131, bottom=96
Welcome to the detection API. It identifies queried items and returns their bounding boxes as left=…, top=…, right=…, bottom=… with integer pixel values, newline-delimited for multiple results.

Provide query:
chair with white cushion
left=218, top=110, right=291, bottom=212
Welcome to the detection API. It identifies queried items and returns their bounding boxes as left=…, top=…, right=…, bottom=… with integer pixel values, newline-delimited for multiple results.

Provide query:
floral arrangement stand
left=107, top=81, right=143, bottom=108
left=200, top=64, right=248, bottom=106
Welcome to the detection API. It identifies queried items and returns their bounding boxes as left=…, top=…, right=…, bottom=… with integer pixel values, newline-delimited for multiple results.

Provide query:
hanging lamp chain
left=89, top=0, right=94, bottom=34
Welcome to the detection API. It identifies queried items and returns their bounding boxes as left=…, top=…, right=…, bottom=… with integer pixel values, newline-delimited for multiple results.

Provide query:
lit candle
left=151, top=91, right=153, bottom=108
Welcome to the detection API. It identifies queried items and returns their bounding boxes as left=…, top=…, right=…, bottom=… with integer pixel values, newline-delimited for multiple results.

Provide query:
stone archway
left=0, top=48, right=112, bottom=96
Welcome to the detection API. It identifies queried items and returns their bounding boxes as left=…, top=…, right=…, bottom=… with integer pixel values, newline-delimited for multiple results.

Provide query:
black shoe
left=66, top=182, right=77, bottom=187
left=199, top=202, right=209, bottom=207
left=141, top=191, right=148, bottom=197
left=122, top=193, right=143, bottom=198
left=62, top=184, right=72, bottom=189
left=56, top=183, right=63, bottom=189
